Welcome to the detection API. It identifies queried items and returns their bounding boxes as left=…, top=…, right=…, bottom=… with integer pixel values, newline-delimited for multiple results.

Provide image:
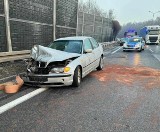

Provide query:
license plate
left=29, top=76, right=48, bottom=82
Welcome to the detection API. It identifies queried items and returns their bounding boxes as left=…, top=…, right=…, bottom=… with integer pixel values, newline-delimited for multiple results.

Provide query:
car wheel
left=138, top=47, right=142, bottom=52
left=97, top=56, right=103, bottom=70
left=72, top=66, right=82, bottom=87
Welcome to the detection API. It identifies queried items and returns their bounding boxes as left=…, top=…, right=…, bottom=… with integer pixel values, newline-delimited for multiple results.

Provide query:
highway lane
left=1, top=45, right=160, bottom=132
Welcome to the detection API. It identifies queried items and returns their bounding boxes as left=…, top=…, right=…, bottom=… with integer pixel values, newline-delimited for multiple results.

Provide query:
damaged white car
left=22, top=36, right=104, bottom=87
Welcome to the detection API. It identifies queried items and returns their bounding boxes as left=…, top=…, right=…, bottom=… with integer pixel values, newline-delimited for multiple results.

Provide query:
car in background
left=119, top=38, right=127, bottom=46
left=123, top=37, right=145, bottom=52
left=22, top=36, right=104, bottom=87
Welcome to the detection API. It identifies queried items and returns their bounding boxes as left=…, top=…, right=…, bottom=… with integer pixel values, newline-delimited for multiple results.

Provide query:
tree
left=117, top=17, right=160, bottom=38
left=78, top=0, right=112, bottom=17
left=112, top=20, right=121, bottom=40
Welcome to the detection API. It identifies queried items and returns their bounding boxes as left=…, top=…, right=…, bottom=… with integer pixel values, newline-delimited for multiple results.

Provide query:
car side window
left=90, top=38, right=99, bottom=49
left=84, top=39, right=93, bottom=51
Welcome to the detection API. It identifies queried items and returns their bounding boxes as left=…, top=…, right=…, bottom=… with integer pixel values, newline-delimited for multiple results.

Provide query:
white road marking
left=149, top=49, right=154, bottom=53
left=111, top=47, right=122, bottom=54
left=0, top=88, right=48, bottom=114
left=153, top=54, right=160, bottom=62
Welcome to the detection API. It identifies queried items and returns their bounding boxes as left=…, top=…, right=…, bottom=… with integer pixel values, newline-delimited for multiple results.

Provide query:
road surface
left=0, top=45, right=160, bottom=132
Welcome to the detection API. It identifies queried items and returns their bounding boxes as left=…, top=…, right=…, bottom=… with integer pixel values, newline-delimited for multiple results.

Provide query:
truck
left=139, top=25, right=160, bottom=45
left=124, top=29, right=137, bottom=38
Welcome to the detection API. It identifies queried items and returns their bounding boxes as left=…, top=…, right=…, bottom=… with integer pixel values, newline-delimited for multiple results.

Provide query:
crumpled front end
left=22, top=45, right=80, bottom=87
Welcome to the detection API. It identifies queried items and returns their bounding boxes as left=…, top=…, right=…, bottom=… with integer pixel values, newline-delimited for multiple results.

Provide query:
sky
left=94, top=0, right=160, bottom=25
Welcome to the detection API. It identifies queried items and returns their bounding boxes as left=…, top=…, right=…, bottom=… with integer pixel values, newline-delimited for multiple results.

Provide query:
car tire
left=97, top=56, right=103, bottom=70
left=72, top=66, right=82, bottom=87
left=138, top=47, right=142, bottom=52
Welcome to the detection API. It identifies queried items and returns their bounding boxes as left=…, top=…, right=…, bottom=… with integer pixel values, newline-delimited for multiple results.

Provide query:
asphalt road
left=1, top=45, right=160, bottom=132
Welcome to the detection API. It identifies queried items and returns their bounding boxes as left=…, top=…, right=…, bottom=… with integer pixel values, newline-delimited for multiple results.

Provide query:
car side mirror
left=85, top=49, right=92, bottom=53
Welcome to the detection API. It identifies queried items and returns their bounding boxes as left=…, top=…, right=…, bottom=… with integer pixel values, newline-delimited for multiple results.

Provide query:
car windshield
left=49, top=40, right=83, bottom=54
left=129, top=38, right=141, bottom=42
left=148, top=30, right=160, bottom=35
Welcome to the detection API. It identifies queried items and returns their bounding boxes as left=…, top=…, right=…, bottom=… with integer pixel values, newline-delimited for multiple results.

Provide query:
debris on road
left=0, top=76, right=24, bottom=94
left=91, top=64, right=160, bottom=89
left=0, top=84, right=5, bottom=91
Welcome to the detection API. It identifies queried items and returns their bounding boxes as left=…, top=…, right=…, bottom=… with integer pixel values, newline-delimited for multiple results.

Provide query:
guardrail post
left=82, top=12, right=84, bottom=36
left=101, top=17, right=104, bottom=42
left=76, top=0, right=79, bottom=36
left=53, top=0, right=56, bottom=40
left=4, top=0, right=12, bottom=52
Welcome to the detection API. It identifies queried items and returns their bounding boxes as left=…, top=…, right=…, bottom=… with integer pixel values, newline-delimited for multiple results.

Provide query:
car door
left=81, top=38, right=94, bottom=77
left=89, top=38, right=102, bottom=68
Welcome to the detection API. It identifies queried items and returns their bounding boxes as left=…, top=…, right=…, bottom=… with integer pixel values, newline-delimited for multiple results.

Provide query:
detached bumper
left=22, top=73, right=73, bottom=87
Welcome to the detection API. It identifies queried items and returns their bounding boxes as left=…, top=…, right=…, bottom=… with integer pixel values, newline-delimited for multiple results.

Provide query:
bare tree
left=78, top=0, right=113, bottom=18
left=118, top=17, right=160, bottom=38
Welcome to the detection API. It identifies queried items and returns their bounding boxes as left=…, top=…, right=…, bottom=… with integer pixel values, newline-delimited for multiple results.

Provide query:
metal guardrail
left=100, top=41, right=118, bottom=50
left=0, top=42, right=118, bottom=63
left=0, top=50, right=30, bottom=63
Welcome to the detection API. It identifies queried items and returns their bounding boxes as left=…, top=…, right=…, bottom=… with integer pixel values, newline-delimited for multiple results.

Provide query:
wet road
left=0, top=45, right=160, bottom=132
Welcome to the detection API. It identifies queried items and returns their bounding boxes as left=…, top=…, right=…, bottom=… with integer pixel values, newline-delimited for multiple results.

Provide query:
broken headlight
left=50, top=67, right=64, bottom=73
left=50, top=67, right=71, bottom=73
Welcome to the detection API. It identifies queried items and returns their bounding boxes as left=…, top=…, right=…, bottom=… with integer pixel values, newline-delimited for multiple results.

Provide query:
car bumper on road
left=21, top=73, right=73, bottom=87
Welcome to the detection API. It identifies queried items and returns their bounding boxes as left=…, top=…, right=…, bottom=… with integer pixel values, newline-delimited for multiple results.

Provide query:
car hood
left=31, top=45, right=80, bottom=65
left=127, top=42, right=139, bottom=45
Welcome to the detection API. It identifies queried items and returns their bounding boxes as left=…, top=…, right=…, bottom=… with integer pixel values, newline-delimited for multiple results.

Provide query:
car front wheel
left=138, top=47, right=142, bottom=52
left=97, top=56, right=103, bottom=70
left=72, top=66, right=82, bottom=87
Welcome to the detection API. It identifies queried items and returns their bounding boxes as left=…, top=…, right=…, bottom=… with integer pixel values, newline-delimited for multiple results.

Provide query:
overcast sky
left=94, top=0, right=160, bottom=25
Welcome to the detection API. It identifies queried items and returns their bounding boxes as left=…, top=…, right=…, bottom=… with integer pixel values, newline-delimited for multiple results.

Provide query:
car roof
left=55, top=36, right=92, bottom=41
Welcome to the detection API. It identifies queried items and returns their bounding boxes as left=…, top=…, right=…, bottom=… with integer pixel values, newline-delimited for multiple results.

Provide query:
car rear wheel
left=72, top=66, right=82, bottom=87
left=97, top=56, right=103, bottom=70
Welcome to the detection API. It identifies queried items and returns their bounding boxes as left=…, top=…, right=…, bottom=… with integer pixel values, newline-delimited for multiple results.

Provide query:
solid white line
left=149, top=49, right=154, bottom=53
left=153, top=54, right=160, bottom=62
left=0, top=88, right=48, bottom=114
left=111, top=47, right=122, bottom=54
